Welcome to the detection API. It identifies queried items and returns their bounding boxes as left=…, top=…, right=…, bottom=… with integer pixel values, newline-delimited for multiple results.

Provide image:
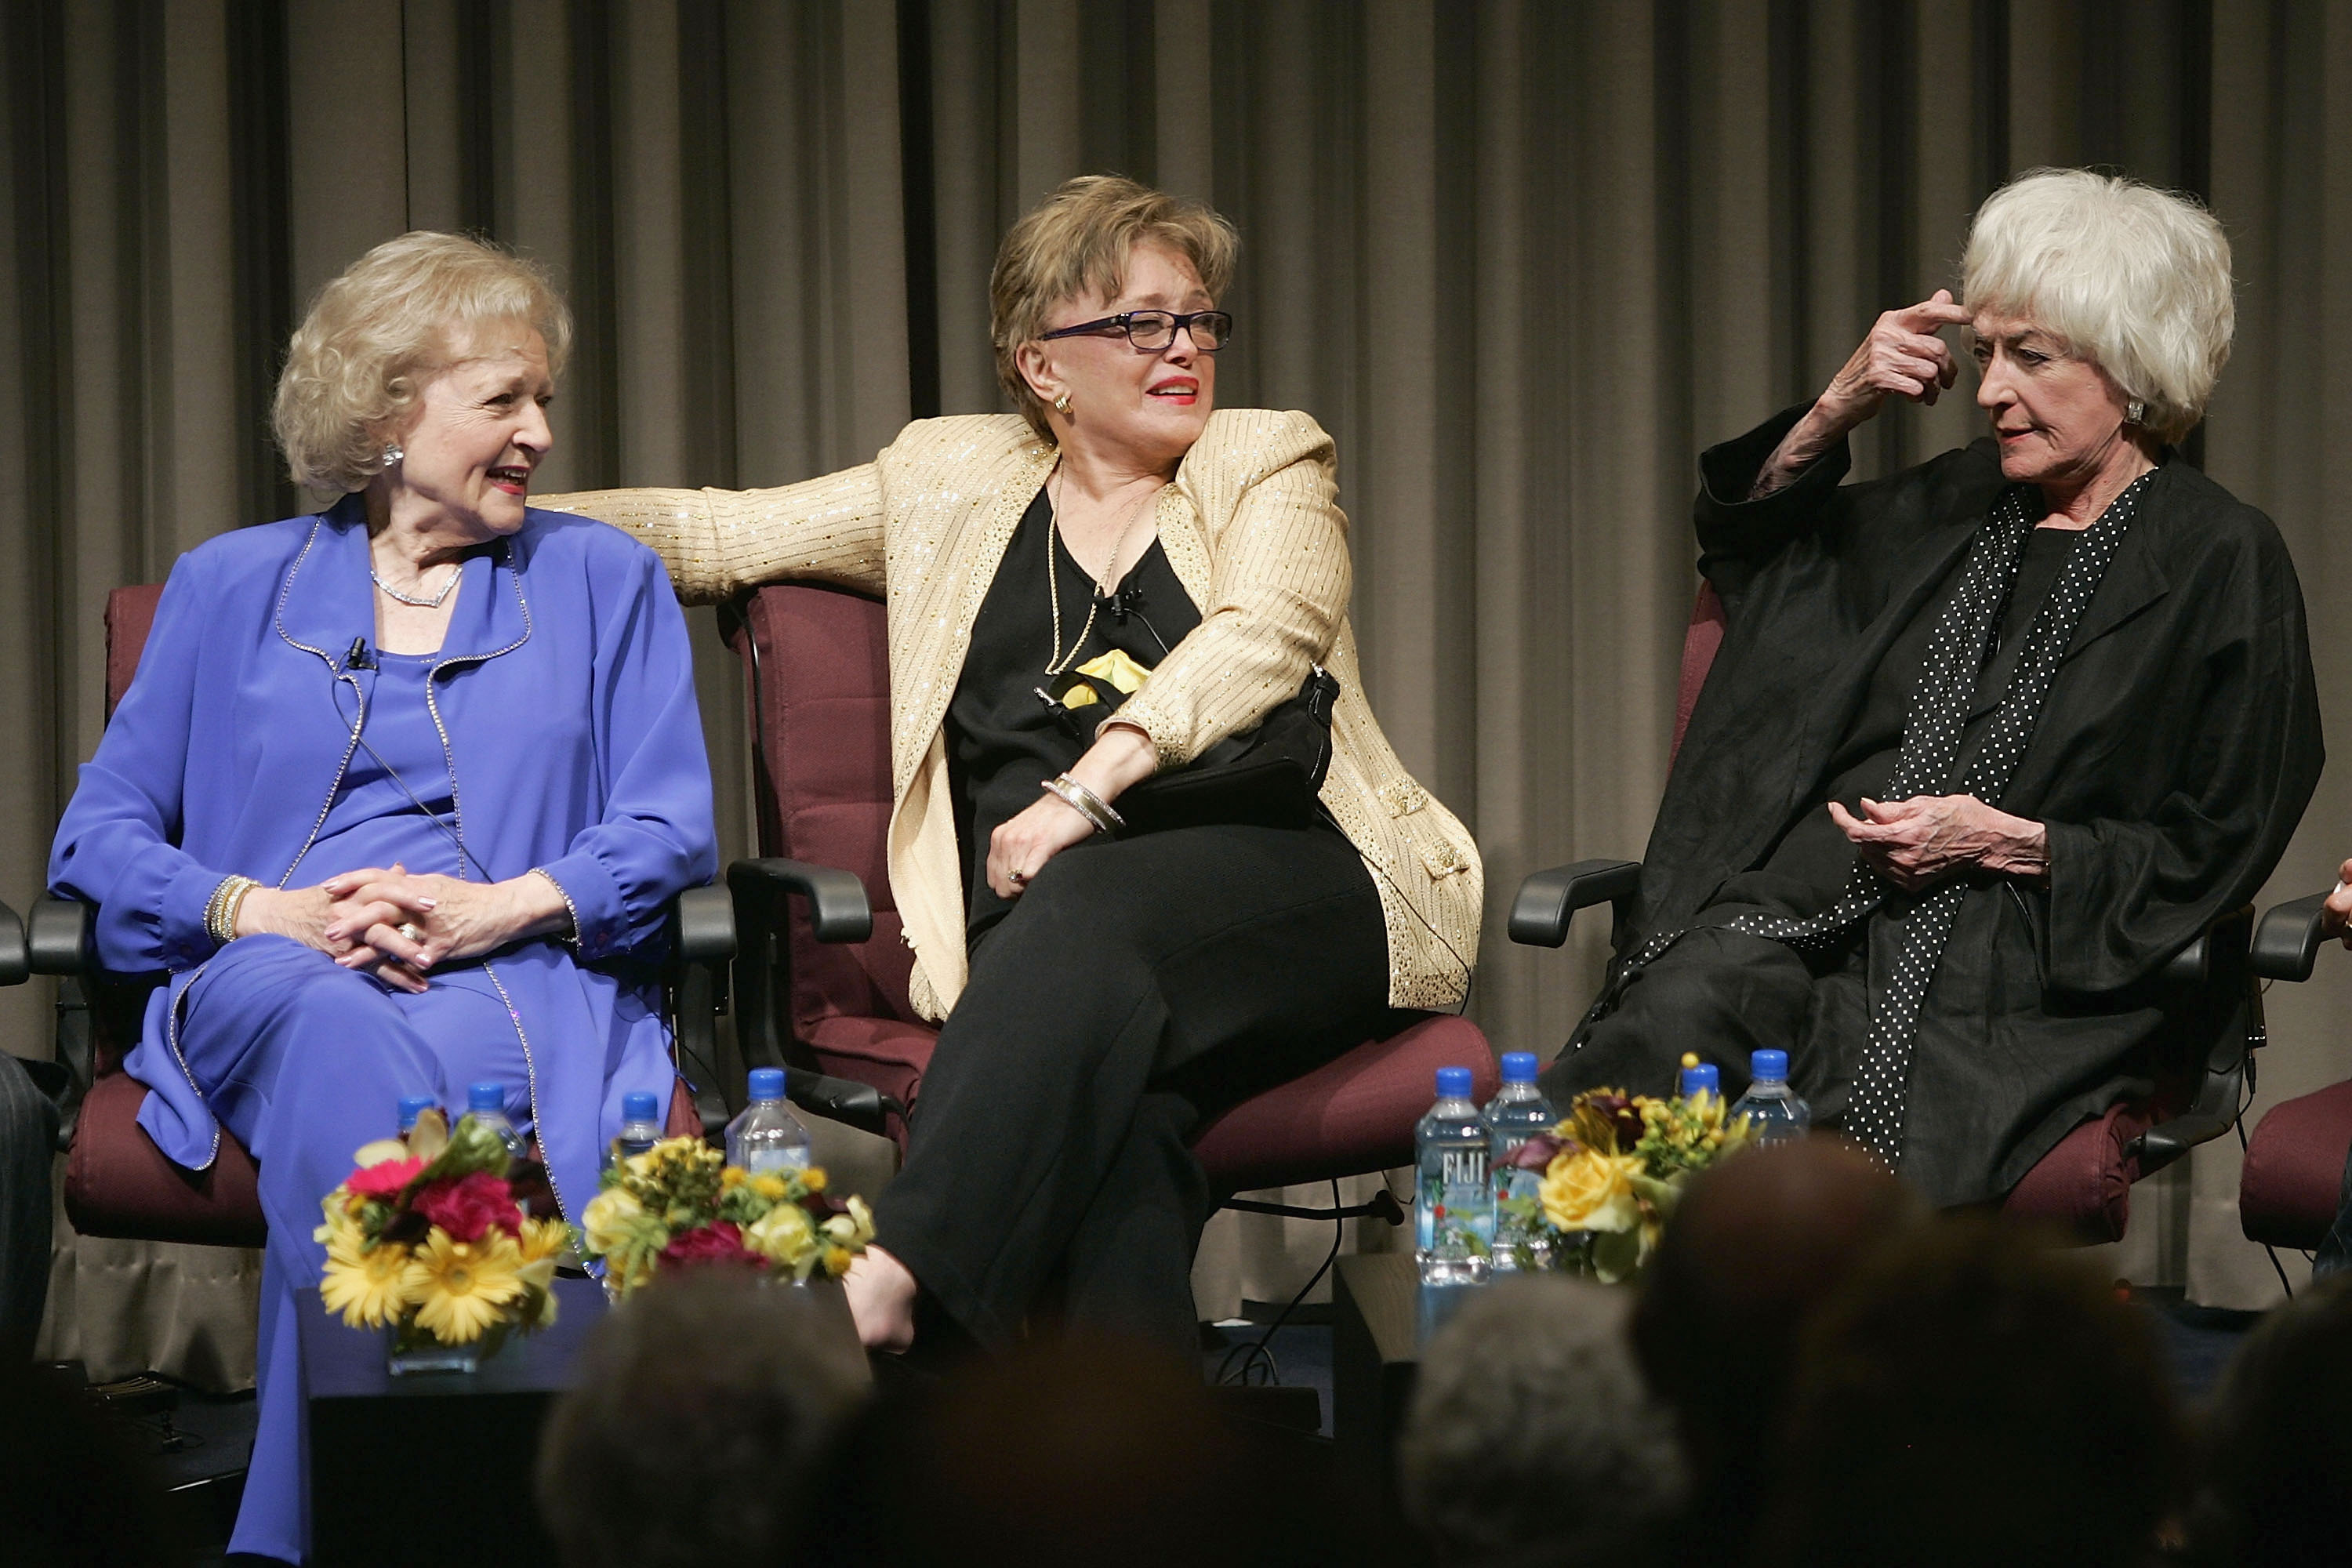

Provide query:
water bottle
left=608, top=1090, right=664, bottom=1167
left=1730, top=1048, right=1812, bottom=1146
left=1416, top=1066, right=1493, bottom=1287
left=726, top=1067, right=811, bottom=1174
left=1483, top=1053, right=1557, bottom=1273
left=1677, top=1054, right=1720, bottom=1102
left=396, top=1094, right=437, bottom=1136
left=466, top=1081, right=528, bottom=1162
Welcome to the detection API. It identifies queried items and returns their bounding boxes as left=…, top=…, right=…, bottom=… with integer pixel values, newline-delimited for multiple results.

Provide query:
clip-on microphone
left=345, top=636, right=376, bottom=671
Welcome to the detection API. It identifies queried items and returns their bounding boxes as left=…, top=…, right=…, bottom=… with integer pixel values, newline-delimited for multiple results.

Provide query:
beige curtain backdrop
left=5, top=0, right=2347, bottom=1377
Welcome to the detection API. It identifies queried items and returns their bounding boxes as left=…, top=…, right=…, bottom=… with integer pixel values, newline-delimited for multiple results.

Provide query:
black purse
left=1116, top=666, right=1341, bottom=835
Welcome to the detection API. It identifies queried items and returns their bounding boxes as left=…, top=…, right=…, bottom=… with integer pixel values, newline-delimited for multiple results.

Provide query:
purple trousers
left=170, top=936, right=530, bottom=1564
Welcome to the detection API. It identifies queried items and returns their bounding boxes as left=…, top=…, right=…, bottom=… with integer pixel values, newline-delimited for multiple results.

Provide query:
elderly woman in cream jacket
left=546, top=176, right=1480, bottom=1357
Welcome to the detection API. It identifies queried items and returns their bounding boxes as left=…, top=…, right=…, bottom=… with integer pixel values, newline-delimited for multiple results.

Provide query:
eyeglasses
left=1039, top=310, right=1233, bottom=354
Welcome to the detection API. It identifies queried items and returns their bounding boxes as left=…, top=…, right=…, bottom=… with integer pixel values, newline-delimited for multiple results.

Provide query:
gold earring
left=1052, top=392, right=1072, bottom=416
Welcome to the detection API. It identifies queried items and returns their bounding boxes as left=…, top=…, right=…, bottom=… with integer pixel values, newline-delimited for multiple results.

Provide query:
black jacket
left=1635, top=405, right=2323, bottom=1203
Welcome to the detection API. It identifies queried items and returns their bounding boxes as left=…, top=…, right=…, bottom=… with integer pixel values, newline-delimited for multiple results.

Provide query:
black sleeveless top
left=946, top=488, right=1202, bottom=941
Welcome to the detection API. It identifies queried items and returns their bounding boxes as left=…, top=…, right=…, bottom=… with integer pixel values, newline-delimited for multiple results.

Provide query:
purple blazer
left=49, top=494, right=717, bottom=1225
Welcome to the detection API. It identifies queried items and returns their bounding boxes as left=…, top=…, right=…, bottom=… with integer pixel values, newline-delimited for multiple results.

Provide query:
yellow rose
left=581, top=1186, right=645, bottom=1258
left=743, top=1201, right=815, bottom=1267
left=1540, top=1146, right=1645, bottom=1234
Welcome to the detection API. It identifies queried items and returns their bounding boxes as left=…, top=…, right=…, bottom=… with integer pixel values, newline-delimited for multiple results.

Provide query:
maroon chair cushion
left=1998, top=1102, right=2151, bottom=1244
left=729, top=587, right=920, bottom=1032
left=1192, top=1016, right=1497, bottom=1195
left=1670, top=582, right=1726, bottom=765
left=105, top=586, right=165, bottom=720
left=2240, top=1080, right=2352, bottom=1250
left=804, top=1015, right=939, bottom=1145
left=65, top=1073, right=267, bottom=1249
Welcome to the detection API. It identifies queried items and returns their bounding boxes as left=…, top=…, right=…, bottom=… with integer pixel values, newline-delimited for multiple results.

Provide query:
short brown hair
left=274, top=230, right=573, bottom=492
left=989, top=176, right=1239, bottom=437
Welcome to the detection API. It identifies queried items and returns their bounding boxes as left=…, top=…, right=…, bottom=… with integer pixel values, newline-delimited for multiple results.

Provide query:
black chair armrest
left=2252, top=891, right=2333, bottom=982
left=728, top=858, right=873, bottom=943
left=786, top=1070, right=902, bottom=1139
left=671, top=883, right=737, bottom=965
left=27, top=899, right=93, bottom=976
left=1508, top=859, right=1642, bottom=949
left=0, top=901, right=25, bottom=986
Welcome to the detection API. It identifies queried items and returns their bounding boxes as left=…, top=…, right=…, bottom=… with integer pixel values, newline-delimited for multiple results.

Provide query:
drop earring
left=382, top=441, right=405, bottom=466
left=1052, top=392, right=1072, bottom=416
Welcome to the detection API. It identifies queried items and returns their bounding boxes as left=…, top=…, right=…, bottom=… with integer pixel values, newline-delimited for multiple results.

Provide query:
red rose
left=1506, top=1133, right=1564, bottom=1172
left=347, top=1156, right=426, bottom=1200
left=656, top=1221, right=764, bottom=1272
left=413, top=1171, right=524, bottom=1243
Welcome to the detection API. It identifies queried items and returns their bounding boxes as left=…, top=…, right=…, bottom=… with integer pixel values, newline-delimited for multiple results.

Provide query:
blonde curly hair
left=990, top=176, right=1238, bottom=438
left=274, top=231, right=573, bottom=492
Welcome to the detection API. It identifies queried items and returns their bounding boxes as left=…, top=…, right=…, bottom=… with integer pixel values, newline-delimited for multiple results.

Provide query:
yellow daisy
left=318, top=1239, right=416, bottom=1330
left=408, top=1230, right=525, bottom=1345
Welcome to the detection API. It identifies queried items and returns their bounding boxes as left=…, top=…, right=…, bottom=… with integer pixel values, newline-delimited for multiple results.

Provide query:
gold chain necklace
left=1044, top=467, right=1161, bottom=676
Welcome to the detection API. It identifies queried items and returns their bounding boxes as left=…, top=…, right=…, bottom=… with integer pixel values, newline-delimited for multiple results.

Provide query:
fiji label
left=1418, top=1148, right=1494, bottom=1254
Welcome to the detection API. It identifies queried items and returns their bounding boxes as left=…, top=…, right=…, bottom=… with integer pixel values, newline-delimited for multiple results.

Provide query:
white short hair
left=274, top=231, right=572, bottom=493
left=1961, top=168, right=2232, bottom=444
left=1399, top=1276, right=1689, bottom=1564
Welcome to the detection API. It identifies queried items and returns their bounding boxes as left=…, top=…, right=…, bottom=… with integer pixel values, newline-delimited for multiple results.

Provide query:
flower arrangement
left=1496, top=1077, right=1757, bottom=1283
left=579, top=1136, right=874, bottom=1297
left=314, top=1109, right=567, bottom=1361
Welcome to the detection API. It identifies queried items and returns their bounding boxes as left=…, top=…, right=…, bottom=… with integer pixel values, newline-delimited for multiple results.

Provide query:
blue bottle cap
left=1679, top=1062, right=1721, bottom=1098
left=466, top=1082, right=505, bottom=1113
left=747, top=1067, right=786, bottom=1102
left=1436, top=1066, right=1474, bottom=1100
left=1499, top=1051, right=1540, bottom=1083
left=1751, top=1049, right=1790, bottom=1083
left=622, top=1090, right=660, bottom=1122
left=397, top=1094, right=437, bottom=1130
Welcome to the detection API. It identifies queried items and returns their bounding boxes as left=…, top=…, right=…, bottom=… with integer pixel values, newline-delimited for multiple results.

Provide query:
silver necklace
left=370, top=561, right=460, bottom=608
left=1045, top=468, right=1160, bottom=676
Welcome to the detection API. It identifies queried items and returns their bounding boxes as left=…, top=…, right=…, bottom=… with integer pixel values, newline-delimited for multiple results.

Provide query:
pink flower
left=657, top=1221, right=764, bottom=1272
left=347, top=1157, right=426, bottom=1200
left=412, top=1171, right=524, bottom=1243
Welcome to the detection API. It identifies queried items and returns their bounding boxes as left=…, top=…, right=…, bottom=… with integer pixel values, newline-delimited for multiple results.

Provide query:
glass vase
left=385, top=1320, right=484, bottom=1377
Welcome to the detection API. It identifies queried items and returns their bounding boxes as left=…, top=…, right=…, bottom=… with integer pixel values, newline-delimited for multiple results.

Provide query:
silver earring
left=382, top=441, right=405, bottom=466
left=2125, top=399, right=2146, bottom=426
left=1052, top=393, right=1072, bottom=416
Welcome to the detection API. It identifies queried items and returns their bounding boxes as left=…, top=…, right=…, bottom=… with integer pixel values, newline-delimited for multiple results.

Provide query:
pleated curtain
left=5, top=0, right=2346, bottom=1379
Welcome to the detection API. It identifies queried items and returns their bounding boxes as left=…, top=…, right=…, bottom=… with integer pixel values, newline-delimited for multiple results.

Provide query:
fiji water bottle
left=466, top=1082, right=528, bottom=1162
left=725, top=1068, right=811, bottom=1174
left=1730, top=1049, right=1812, bottom=1146
left=1416, top=1066, right=1493, bottom=1287
left=608, top=1090, right=665, bottom=1168
left=1483, top=1054, right=1556, bottom=1273
left=1678, top=1054, right=1720, bottom=1102
left=396, top=1094, right=437, bottom=1138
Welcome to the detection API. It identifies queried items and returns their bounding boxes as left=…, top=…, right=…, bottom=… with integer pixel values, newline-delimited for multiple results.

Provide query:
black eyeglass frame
left=1038, top=309, right=1233, bottom=353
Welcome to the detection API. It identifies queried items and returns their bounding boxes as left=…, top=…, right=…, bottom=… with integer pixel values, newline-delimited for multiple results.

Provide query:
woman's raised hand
left=1751, top=291, right=1975, bottom=499
left=1817, top=289, right=1975, bottom=425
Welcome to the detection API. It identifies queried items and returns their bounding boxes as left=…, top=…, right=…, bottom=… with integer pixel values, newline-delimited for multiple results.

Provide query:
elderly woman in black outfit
left=1544, top=168, right=2321, bottom=1206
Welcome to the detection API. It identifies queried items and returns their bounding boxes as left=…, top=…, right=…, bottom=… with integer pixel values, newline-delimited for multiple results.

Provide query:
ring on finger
left=396, top=922, right=426, bottom=945
left=1007, top=868, right=1030, bottom=886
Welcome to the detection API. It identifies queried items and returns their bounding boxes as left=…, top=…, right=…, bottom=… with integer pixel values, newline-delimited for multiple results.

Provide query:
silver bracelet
left=1040, top=774, right=1124, bottom=836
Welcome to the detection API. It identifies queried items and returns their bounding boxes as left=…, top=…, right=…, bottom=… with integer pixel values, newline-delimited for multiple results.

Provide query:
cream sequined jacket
left=539, top=409, right=1482, bottom=1021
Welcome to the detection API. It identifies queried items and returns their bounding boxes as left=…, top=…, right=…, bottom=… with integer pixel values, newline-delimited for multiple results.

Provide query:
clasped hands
left=1829, top=794, right=2050, bottom=892
left=234, top=865, right=571, bottom=993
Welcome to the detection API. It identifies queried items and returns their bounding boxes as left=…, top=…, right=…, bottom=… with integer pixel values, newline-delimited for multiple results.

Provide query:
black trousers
left=873, top=821, right=1392, bottom=1356
left=1539, top=916, right=1868, bottom=1124
left=0, top=1049, right=56, bottom=1359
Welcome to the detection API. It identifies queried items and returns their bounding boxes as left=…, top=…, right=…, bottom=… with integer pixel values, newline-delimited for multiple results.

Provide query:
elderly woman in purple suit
left=47, top=233, right=716, bottom=1564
